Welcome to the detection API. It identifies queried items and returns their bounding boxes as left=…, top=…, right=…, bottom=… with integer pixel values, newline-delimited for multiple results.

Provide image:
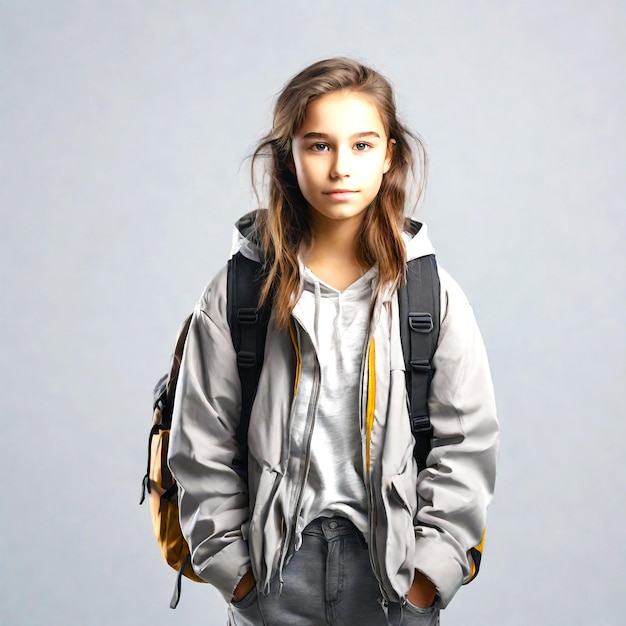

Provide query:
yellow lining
left=288, top=321, right=302, bottom=396
left=475, top=527, right=486, bottom=555
left=466, top=527, right=486, bottom=583
left=365, top=338, right=376, bottom=472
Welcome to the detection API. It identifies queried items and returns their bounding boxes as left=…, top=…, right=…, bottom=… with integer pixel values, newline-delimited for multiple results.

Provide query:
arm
left=413, top=268, right=500, bottom=608
left=168, top=267, right=252, bottom=601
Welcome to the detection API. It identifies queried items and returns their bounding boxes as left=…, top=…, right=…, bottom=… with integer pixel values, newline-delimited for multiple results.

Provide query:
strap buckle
left=410, top=415, right=431, bottom=433
left=409, top=312, right=433, bottom=333
left=237, top=308, right=259, bottom=324
left=237, top=351, right=256, bottom=368
left=410, top=358, right=431, bottom=372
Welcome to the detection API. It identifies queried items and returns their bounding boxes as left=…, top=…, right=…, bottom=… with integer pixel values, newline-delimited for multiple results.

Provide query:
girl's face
left=291, top=91, right=393, bottom=228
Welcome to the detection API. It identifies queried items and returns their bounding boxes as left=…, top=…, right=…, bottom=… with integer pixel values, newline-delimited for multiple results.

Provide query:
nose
left=330, top=146, right=351, bottom=179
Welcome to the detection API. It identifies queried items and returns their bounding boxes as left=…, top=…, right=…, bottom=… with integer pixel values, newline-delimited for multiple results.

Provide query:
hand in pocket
left=407, top=570, right=436, bottom=609
left=232, top=569, right=256, bottom=603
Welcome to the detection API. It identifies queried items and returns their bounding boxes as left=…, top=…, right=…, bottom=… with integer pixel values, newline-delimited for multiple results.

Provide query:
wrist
left=232, top=569, right=256, bottom=602
left=408, top=570, right=437, bottom=608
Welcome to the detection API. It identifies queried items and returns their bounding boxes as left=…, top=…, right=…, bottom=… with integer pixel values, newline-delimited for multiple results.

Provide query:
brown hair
left=251, top=57, right=428, bottom=329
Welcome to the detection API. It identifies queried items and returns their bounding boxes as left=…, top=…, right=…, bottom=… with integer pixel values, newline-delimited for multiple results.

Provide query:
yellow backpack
left=140, top=249, right=271, bottom=608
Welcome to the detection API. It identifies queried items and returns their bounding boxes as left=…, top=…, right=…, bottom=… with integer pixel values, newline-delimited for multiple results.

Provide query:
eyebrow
left=301, top=131, right=381, bottom=140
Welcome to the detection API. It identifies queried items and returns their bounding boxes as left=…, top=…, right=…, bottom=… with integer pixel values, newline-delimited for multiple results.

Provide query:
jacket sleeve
left=413, top=268, right=500, bottom=608
left=167, top=266, right=251, bottom=600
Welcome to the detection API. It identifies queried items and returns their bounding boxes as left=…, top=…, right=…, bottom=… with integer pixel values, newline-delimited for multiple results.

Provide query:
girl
left=168, top=58, right=499, bottom=625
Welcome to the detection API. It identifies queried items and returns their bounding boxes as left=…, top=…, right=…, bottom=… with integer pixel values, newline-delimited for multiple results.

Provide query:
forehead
left=297, top=91, right=386, bottom=137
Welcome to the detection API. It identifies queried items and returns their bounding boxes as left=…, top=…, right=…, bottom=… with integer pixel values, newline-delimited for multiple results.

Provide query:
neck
left=303, top=212, right=370, bottom=291
left=306, top=212, right=363, bottom=266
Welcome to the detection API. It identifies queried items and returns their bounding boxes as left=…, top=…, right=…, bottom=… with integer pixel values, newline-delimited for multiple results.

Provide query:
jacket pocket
left=250, top=467, right=282, bottom=530
left=231, top=583, right=259, bottom=609
left=381, top=469, right=417, bottom=587
left=391, top=471, right=418, bottom=514
left=248, top=467, right=285, bottom=586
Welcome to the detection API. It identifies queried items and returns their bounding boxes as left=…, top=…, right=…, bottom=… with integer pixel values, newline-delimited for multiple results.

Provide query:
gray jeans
left=228, top=517, right=440, bottom=626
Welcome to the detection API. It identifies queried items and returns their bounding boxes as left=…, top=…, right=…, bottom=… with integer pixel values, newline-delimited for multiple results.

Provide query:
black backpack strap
left=227, top=252, right=271, bottom=475
left=399, top=253, right=440, bottom=472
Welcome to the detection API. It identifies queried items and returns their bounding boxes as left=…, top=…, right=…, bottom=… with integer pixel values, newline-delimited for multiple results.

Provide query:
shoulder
left=196, top=264, right=229, bottom=326
left=433, top=264, right=489, bottom=367
left=434, top=264, right=482, bottom=344
left=437, top=266, right=470, bottom=312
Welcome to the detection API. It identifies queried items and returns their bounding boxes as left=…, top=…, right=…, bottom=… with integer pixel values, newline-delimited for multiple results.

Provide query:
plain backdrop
left=2, top=1, right=625, bottom=625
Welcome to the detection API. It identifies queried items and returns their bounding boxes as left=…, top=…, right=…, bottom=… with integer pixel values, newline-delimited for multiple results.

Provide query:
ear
left=383, top=138, right=396, bottom=174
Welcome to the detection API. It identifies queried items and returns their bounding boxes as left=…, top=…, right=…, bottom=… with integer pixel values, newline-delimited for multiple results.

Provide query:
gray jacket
left=168, top=214, right=499, bottom=609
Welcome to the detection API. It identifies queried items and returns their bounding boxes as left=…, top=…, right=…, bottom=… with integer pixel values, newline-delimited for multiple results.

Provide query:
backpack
left=139, top=251, right=269, bottom=608
left=140, top=221, right=479, bottom=607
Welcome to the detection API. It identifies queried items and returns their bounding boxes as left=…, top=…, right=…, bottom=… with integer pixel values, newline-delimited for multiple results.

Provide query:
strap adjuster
left=237, top=308, right=259, bottom=324
left=410, top=358, right=431, bottom=372
left=409, top=312, right=433, bottom=333
left=237, top=351, right=256, bottom=368
left=410, top=415, right=431, bottom=433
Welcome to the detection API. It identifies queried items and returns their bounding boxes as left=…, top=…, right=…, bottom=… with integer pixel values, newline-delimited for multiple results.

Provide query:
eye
left=311, top=143, right=330, bottom=152
left=354, top=142, right=371, bottom=151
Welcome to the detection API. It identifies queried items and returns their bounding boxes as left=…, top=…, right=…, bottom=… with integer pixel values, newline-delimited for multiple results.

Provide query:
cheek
left=368, top=160, right=387, bottom=186
left=293, top=165, right=307, bottom=191
left=294, top=159, right=320, bottom=186
left=292, top=164, right=313, bottom=199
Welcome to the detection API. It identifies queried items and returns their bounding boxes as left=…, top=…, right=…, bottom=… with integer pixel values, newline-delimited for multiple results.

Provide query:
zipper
left=277, top=318, right=322, bottom=568
left=290, top=355, right=321, bottom=546
left=359, top=300, right=389, bottom=604
left=363, top=352, right=387, bottom=603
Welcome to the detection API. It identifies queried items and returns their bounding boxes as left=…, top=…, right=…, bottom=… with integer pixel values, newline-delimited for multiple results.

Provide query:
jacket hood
left=403, top=218, right=436, bottom=263
left=231, top=210, right=264, bottom=263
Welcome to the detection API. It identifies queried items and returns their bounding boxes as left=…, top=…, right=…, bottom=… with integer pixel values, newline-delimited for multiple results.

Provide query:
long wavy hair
left=251, top=57, right=428, bottom=330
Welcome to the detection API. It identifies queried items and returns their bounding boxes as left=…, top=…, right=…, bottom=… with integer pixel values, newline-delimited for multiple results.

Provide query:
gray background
left=2, top=1, right=624, bottom=624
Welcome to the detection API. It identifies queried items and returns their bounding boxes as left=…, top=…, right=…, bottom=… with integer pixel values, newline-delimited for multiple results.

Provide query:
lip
left=323, top=189, right=358, bottom=200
